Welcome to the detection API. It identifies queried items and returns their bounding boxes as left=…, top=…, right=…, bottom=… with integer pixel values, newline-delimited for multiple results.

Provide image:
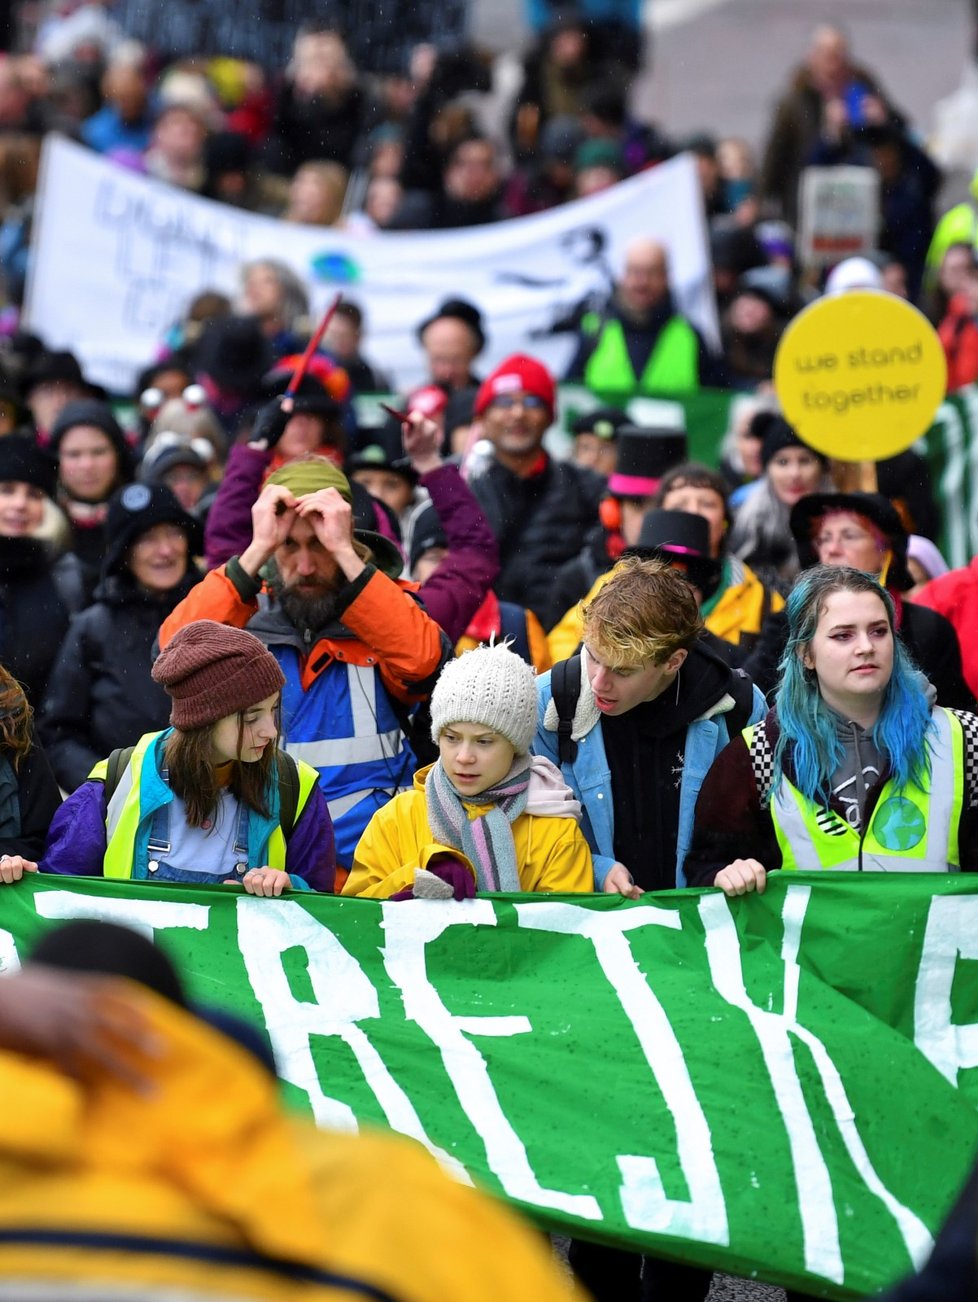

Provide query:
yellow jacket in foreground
left=343, top=763, right=594, bottom=898
left=0, top=987, right=580, bottom=1302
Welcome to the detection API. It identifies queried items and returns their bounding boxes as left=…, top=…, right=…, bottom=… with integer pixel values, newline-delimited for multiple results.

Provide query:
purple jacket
left=412, top=463, right=499, bottom=643
left=40, top=771, right=335, bottom=892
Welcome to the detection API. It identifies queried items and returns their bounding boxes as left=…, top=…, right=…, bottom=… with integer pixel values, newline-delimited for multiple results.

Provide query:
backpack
left=101, top=745, right=302, bottom=836
left=550, top=653, right=756, bottom=767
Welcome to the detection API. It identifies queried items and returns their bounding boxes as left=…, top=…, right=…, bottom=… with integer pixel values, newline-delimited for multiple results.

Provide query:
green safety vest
left=744, top=708, right=964, bottom=873
left=90, top=731, right=319, bottom=879
left=583, top=314, right=700, bottom=395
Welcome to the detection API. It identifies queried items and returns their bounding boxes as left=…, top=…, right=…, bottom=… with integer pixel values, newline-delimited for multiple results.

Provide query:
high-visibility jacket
left=746, top=708, right=964, bottom=873
left=91, top=730, right=319, bottom=881
left=583, top=314, right=700, bottom=395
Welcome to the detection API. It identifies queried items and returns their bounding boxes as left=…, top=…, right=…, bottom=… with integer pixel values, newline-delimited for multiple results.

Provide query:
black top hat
left=625, top=508, right=721, bottom=596
left=789, top=491, right=913, bottom=591
left=609, top=427, right=688, bottom=496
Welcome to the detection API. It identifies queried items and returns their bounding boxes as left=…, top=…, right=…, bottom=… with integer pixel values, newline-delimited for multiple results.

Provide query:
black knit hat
left=789, top=491, right=913, bottom=591
left=101, top=482, right=203, bottom=579
left=49, top=399, right=136, bottom=482
left=755, top=413, right=827, bottom=469
left=417, top=298, right=486, bottom=353
left=409, top=502, right=447, bottom=571
left=608, top=427, right=688, bottom=497
left=0, top=434, right=57, bottom=498
left=625, top=508, right=722, bottom=597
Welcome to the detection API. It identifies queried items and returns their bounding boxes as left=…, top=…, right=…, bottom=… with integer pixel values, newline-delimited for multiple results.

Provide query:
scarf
left=425, top=755, right=531, bottom=892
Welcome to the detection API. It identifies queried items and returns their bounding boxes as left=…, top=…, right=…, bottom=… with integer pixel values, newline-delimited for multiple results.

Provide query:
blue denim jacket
left=534, top=666, right=766, bottom=888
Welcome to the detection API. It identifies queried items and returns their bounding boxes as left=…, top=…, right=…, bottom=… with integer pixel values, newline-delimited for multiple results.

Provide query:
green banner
left=3, top=873, right=978, bottom=1298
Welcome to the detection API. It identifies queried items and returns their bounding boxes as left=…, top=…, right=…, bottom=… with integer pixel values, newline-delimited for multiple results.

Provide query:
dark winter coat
left=39, top=569, right=201, bottom=792
left=0, top=538, right=86, bottom=707
left=0, top=740, right=62, bottom=861
left=468, top=453, right=606, bottom=626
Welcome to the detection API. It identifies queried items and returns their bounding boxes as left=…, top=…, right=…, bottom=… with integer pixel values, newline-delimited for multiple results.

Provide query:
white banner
left=25, top=135, right=717, bottom=395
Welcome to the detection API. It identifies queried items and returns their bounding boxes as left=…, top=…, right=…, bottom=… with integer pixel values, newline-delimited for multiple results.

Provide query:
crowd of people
left=0, top=3, right=977, bottom=1300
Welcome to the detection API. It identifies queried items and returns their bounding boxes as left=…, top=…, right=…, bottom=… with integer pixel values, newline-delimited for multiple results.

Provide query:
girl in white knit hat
left=343, top=643, right=593, bottom=898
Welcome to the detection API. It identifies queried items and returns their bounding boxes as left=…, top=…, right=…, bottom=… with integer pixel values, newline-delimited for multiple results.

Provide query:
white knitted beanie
left=429, top=643, right=538, bottom=755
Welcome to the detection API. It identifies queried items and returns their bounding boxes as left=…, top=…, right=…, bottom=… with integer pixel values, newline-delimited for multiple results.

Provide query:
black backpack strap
left=275, top=750, right=301, bottom=837
left=724, top=668, right=755, bottom=740
left=551, top=654, right=582, bottom=766
left=102, top=745, right=136, bottom=802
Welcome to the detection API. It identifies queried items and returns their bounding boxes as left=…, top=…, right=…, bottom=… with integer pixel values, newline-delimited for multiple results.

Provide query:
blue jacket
left=534, top=657, right=766, bottom=888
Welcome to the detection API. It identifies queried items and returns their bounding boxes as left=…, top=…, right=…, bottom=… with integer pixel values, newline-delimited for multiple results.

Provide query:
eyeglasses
left=490, top=394, right=547, bottom=410
left=814, top=529, right=874, bottom=548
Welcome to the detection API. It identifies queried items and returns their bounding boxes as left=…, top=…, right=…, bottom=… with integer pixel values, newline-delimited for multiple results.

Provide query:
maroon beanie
left=474, top=354, right=556, bottom=418
left=152, top=621, right=285, bottom=730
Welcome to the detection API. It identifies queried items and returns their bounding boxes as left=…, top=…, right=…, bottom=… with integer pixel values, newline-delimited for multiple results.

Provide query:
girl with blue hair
left=684, top=565, right=978, bottom=893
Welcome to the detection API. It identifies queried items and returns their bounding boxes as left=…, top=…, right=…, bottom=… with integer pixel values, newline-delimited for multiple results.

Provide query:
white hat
left=824, top=257, right=883, bottom=295
left=430, top=644, right=537, bottom=755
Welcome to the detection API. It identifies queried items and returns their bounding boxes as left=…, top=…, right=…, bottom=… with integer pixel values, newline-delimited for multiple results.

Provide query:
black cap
left=755, top=414, right=827, bottom=469
left=0, top=434, right=57, bottom=498
left=570, top=406, right=629, bottom=441
left=789, top=491, right=913, bottom=591
left=101, top=482, right=202, bottom=579
left=417, top=298, right=486, bottom=353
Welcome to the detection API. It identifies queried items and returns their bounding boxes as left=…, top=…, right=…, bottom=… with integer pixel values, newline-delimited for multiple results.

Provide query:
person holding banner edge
left=685, top=566, right=978, bottom=895
left=35, top=620, right=333, bottom=892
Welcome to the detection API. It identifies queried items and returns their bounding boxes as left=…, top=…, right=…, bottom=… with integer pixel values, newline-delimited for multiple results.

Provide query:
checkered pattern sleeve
left=948, top=709, right=978, bottom=809
left=749, top=719, right=775, bottom=809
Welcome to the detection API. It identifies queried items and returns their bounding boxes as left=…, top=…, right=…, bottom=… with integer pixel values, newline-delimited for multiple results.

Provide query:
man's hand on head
left=295, top=488, right=366, bottom=581
left=239, top=483, right=299, bottom=578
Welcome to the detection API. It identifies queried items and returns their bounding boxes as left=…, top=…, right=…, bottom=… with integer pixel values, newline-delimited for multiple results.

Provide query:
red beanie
left=474, top=354, right=556, bottom=419
left=152, top=621, right=285, bottom=731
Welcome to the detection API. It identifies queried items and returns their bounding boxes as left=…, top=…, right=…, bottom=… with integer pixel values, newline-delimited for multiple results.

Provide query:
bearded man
left=161, top=458, right=448, bottom=876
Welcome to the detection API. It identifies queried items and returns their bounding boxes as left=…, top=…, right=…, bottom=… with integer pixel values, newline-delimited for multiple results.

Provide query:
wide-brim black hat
left=623, top=508, right=721, bottom=593
left=789, top=491, right=913, bottom=591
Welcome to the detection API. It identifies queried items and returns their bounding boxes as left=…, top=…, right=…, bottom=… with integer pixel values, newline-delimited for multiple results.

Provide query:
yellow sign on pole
left=773, top=290, right=946, bottom=461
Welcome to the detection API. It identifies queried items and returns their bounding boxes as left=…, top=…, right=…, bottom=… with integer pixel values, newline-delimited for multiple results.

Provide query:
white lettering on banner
left=381, top=900, right=601, bottom=1219
left=33, top=891, right=210, bottom=941
left=236, top=899, right=470, bottom=1183
left=914, top=895, right=978, bottom=1086
left=0, top=929, right=20, bottom=974
left=516, top=901, right=729, bottom=1244
left=700, top=889, right=933, bottom=1283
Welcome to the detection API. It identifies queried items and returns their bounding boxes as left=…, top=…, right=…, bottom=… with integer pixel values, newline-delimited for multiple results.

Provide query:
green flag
left=3, top=871, right=978, bottom=1298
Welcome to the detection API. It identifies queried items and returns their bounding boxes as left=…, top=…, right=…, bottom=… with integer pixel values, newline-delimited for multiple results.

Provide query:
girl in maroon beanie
left=32, top=620, right=334, bottom=892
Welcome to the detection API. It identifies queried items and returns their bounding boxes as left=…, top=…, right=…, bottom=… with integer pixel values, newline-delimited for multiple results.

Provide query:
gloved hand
left=248, top=397, right=293, bottom=451
left=424, top=856, right=476, bottom=900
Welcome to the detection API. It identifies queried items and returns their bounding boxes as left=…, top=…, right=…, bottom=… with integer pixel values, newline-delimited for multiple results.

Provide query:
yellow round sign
left=773, top=290, right=946, bottom=461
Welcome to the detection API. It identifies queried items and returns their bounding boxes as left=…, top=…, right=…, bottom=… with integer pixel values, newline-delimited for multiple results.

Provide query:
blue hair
left=774, top=566, right=933, bottom=805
